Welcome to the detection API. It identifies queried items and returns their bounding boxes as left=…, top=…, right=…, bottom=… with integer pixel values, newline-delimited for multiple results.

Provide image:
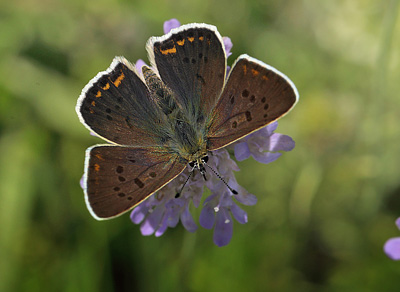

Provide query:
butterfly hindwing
left=148, top=23, right=226, bottom=122
left=206, top=55, right=299, bottom=150
left=76, top=57, right=166, bottom=146
left=83, top=145, right=186, bottom=219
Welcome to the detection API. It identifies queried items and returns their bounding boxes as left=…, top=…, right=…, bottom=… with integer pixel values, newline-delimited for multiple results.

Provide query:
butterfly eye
left=201, top=156, right=209, bottom=164
left=189, top=161, right=195, bottom=168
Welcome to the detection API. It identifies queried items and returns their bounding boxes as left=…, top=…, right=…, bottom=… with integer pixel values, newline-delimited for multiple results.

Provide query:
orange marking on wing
left=262, top=75, right=269, bottom=81
left=89, top=109, right=94, bottom=114
left=95, top=154, right=104, bottom=160
left=96, top=91, right=101, bottom=97
left=177, top=39, right=185, bottom=46
left=188, top=37, right=195, bottom=42
left=199, top=36, right=204, bottom=41
left=102, top=83, right=110, bottom=90
left=91, top=100, right=96, bottom=106
left=94, top=164, right=100, bottom=171
left=243, top=65, right=247, bottom=75
left=160, top=46, right=177, bottom=55
left=251, top=69, right=259, bottom=76
left=113, top=72, right=125, bottom=87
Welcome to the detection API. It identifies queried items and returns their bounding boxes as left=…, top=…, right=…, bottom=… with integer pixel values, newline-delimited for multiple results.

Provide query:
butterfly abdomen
left=142, top=65, right=178, bottom=116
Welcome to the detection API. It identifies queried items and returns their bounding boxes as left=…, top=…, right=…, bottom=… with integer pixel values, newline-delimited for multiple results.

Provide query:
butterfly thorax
left=173, top=120, right=207, bottom=162
left=143, top=66, right=208, bottom=162
left=163, top=109, right=208, bottom=162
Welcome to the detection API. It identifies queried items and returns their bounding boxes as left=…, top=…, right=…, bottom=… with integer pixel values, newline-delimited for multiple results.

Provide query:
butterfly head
left=188, top=155, right=209, bottom=170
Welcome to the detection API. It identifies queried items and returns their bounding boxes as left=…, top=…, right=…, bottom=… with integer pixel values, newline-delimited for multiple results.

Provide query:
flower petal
left=234, top=189, right=258, bottom=206
left=206, top=177, right=225, bottom=194
left=230, top=203, right=248, bottom=224
left=213, top=208, right=233, bottom=247
left=140, top=205, right=164, bottom=236
left=234, top=142, right=251, bottom=161
left=266, top=121, right=278, bottom=135
left=396, top=217, right=400, bottom=230
left=203, top=193, right=217, bottom=204
left=166, top=209, right=180, bottom=228
left=79, top=175, right=85, bottom=189
left=252, top=151, right=282, bottom=164
left=219, top=192, right=234, bottom=207
left=226, top=65, right=231, bottom=76
left=223, top=37, right=233, bottom=57
left=130, top=205, right=149, bottom=224
left=163, top=18, right=181, bottom=34
left=180, top=205, right=198, bottom=232
left=140, top=220, right=155, bottom=236
left=200, top=204, right=215, bottom=229
left=269, top=133, right=295, bottom=152
left=164, top=199, right=184, bottom=227
left=222, top=151, right=240, bottom=172
left=384, top=237, right=400, bottom=260
left=189, top=185, right=204, bottom=208
left=155, top=213, right=169, bottom=237
left=135, top=59, right=147, bottom=76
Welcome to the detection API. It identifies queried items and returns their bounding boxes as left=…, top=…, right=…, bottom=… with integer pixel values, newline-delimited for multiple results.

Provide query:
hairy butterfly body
left=76, top=23, right=299, bottom=220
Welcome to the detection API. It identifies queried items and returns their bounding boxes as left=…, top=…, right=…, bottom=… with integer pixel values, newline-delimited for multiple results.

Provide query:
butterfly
left=76, top=23, right=299, bottom=220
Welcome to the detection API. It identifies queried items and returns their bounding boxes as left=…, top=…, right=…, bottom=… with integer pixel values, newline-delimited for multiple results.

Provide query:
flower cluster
left=129, top=19, right=295, bottom=247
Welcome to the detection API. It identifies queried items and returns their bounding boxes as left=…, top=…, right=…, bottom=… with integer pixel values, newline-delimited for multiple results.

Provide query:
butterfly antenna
left=203, top=162, right=238, bottom=195
left=175, top=170, right=194, bottom=198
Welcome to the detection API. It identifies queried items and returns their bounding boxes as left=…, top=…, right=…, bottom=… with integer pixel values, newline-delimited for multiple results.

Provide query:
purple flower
left=163, top=18, right=181, bottom=34
left=131, top=148, right=257, bottom=246
left=384, top=218, right=400, bottom=260
left=233, top=121, right=295, bottom=164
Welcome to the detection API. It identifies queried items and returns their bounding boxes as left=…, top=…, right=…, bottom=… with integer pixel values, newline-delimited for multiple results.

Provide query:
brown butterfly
left=76, top=23, right=299, bottom=220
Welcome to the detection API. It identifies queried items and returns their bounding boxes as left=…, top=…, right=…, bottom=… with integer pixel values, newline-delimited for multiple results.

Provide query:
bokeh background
left=1, top=0, right=400, bottom=291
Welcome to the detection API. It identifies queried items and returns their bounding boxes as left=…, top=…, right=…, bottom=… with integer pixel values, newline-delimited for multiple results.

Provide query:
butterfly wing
left=76, top=56, right=167, bottom=146
left=147, top=23, right=226, bottom=121
left=206, top=55, right=299, bottom=150
left=83, top=145, right=186, bottom=220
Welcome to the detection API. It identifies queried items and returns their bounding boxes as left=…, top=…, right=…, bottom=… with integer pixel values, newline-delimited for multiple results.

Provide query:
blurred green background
left=1, top=0, right=400, bottom=291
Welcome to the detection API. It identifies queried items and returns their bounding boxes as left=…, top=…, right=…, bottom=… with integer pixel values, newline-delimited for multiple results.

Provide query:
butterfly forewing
left=84, top=145, right=186, bottom=219
left=148, top=24, right=226, bottom=121
left=76, top=57, right=166, bottom=146
left=206, top=55, right=299, bottom=150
